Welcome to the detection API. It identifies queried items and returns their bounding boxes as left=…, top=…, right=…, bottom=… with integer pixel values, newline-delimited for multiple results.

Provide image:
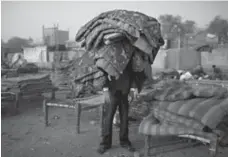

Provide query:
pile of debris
left=1, top=54, right=39, bottom=78
left=153, top=64, right=227, bottom=83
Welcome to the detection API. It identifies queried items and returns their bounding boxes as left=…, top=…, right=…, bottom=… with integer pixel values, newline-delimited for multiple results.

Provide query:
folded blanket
left=144, top=80, right=228, bottom=101
left=76, top=9, right=164, bottom=54
left=154, top=98, right=228, bottom=130
left=1, top=73, right=55, bottom=95
left=139, top=114, right=217, bottom=141
left=192, top=85, right=228, bottom=98
left=152, top=108, right=205, bottom=130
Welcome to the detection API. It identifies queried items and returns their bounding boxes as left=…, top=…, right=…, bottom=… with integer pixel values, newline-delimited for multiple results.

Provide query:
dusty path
left=1, top=94, right=228, bottom=157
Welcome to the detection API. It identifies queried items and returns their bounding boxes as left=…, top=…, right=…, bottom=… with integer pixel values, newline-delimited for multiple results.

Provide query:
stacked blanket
left=52, top=52, right=105, bottom=98
left=136, top=79, right=228, bottom=139
left=1, top=73, right=55, bottom=95
left=137, top=80, right=228, bottom=148
left=75, top=10, right=164, bottom=93
left=143, top=80, right=228, bottom=101
left=152, top=98, right=228, bottom=130
left=76, top=9, right=164, bottom=55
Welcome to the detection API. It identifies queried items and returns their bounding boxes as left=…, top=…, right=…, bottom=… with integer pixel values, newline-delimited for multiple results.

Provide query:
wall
left=152, top=49, right=167, bottom=74
left=152, top=47, right=228, bottom=72
left=166, top=48, right=179, bottom=69
left=43, top=28, right=56, bottom=46
left=48, top=49, right=85, bottom=63
left=48, top=51, right=55, bottom=62
left=43, top=27, right=69, bottom=46
left=201, top=48, right=228, bottom=66
left=57, top=30, right=69, bottom=45
left=179, top=48, right=201, bottom=70
left=23, top=46, right=48, bottom=63
left=165, top=48, right=201, bottom=70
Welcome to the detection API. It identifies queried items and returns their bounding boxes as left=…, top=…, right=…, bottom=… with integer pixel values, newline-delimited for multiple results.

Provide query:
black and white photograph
left=1, top=1, right=228, bottom=157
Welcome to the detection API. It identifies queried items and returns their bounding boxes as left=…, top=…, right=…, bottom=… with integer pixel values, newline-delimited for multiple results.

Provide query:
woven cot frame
left=43, top=87, right=136, bottom=134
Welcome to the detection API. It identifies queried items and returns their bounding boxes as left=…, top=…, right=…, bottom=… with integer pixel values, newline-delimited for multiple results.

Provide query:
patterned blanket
left=138, top=80, right=228, bottom=145
left=153, top=98, right=228, bottom=130
left=139, top=114, right=217, bottom=142
left=143, top=80, right=228, bottom=102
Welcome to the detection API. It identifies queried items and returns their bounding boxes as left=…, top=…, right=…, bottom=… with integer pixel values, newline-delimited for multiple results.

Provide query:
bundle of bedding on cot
left=135, top=80, right=228, bottom=146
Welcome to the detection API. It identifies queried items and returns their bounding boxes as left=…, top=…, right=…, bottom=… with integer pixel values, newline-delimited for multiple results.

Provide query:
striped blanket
left=138, top=80, right=228, bottom=144
left=144, top=80, right=228, bottom=102
left=139, top=114, right=217, bottom=142
left=153, top=98, right=228, bottom=130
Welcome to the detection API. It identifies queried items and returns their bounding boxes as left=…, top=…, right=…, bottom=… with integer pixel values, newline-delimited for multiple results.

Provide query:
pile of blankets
left=74, top=9, right=164, bottom=93
left=1, top=73, right=55, bottom=96
left=50, top=10, right=165, bottom=98
left=51, top=52, right=104, bottom=98
left=134, top=79, right=228, bottom=144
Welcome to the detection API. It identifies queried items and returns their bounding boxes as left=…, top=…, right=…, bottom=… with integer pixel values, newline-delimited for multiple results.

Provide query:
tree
left=159, top=14, right=196, bottom=38
left=6, top=37, right=31, bottom=52
left=159, top=14, right=183, bottom=36
left=207, top=16, right=228, bottom=44
left=182, top=20, right=196, bottom=34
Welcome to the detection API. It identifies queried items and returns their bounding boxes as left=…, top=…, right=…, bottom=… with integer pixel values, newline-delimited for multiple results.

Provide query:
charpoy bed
left=138, top=80, right=228, bottom=157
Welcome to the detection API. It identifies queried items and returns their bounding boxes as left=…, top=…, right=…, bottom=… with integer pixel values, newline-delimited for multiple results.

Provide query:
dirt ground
left=1, top=92, right=228, bottom=157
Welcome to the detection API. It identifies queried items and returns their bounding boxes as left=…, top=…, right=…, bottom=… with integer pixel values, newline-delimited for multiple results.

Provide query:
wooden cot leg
left=51, top=89, right=56, bottom=100
left=76, top=103, right=81, bottom=134
left=13, top=93, right=20, bottom=115
left=144, top=135, right=151, bottom=157
left=43, top=98, right=49, bottom=127
left=209, top=140, right=218, bottom=157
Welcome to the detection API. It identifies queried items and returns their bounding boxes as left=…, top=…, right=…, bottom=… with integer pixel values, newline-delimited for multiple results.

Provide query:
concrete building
left=23, top=45, right=48, bottom=63
left=42, top=24, right=69, bottom=47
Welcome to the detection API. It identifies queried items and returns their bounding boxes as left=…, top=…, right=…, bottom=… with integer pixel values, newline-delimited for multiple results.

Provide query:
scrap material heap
left=73, top=9, right=164, bottom=95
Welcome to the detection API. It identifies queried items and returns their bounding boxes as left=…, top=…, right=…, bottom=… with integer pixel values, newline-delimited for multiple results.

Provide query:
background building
left=42, top=24, right=69, bottom=47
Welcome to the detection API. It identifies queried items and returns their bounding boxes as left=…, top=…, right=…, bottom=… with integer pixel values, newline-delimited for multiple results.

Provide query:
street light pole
left=174, top=26, right=181, bottom=70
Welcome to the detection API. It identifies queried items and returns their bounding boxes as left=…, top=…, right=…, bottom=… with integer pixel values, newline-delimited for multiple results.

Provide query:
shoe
left=120, top=142, right=135, bottom=152
left=128, top=116, right=137, bottom=122
left=113, top=123, right=120, bottom=128
left=97, top=145, right=111, bottom=154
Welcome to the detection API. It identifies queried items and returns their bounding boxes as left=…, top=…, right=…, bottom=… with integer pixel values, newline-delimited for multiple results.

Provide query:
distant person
left=212, top=65, right=223, bottom=80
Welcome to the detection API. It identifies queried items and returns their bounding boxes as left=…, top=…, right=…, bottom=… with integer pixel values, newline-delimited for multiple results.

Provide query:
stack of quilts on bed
left=1, top=73, right=55, bottom=96
left=135, top=79, right=228, bottom=145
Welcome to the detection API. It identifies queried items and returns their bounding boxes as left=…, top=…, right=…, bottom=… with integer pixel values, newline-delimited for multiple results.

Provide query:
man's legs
left=97, top=90, right=121, bottom=154
left=118, top=93, right=135, bottom=152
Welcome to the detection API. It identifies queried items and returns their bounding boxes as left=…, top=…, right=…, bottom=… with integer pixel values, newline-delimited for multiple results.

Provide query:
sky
left=1, top=1, right=228, bottom=42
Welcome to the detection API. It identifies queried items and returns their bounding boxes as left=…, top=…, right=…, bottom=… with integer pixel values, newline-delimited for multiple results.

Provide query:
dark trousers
left=100, top=90, right=130, bottom=147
